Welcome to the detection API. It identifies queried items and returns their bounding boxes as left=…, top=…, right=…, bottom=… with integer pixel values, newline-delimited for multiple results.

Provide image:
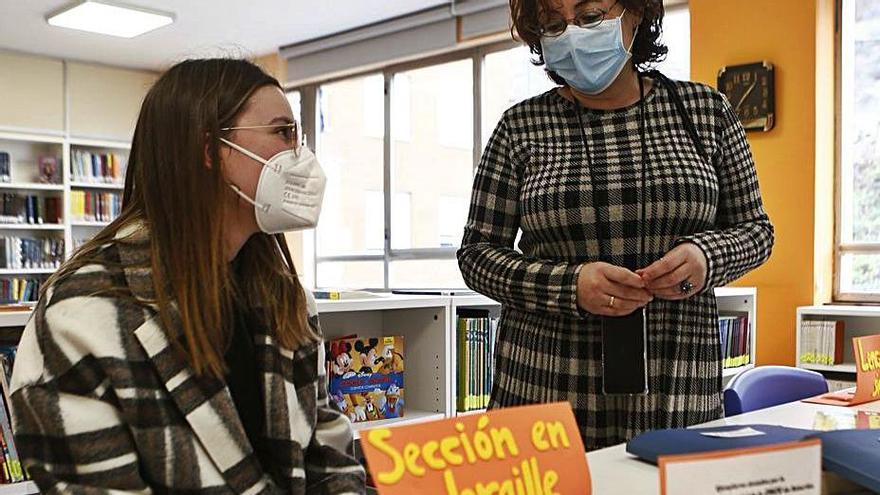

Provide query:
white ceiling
left=0, top=0, right=450, bottom=71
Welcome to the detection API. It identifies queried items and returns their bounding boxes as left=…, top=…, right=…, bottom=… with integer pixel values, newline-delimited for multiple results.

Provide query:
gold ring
left=608, top=295, right=615, bottom=308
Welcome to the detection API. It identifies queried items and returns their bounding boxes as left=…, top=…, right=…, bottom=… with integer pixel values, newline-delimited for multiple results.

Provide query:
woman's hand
left=637, top=243, right=708, bottom=300
left=576, top=262, right=654, bottom=316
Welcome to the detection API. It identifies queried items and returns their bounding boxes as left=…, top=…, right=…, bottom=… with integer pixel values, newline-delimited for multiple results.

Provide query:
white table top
left=586, top=398, right=880, bottom=494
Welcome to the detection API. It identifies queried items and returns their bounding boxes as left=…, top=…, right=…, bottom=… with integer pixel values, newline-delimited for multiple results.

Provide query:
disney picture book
left=326, top=335, right=405, bottom=423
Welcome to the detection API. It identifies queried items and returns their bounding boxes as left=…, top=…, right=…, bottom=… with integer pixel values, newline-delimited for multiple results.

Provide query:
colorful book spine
left=71, top=150, right=127, bottom=183
left=456, top=311, right=498, bottom=412
left=70, top=190, right=122, bottom=222
left=0, top=348, right=23, bottom=482
left=0, top=236, right=64, bottom=270
left=720, top=313, right=751, bottom=368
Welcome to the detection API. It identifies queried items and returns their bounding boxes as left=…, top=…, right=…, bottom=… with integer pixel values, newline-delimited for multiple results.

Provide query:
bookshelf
left=69, top=182, right=124, bottom=190
left=447, top=289, right=757, bottom=404
left=795, top=305, right=880, bottom=382
left=715, top=287, right=757, bottom=384
left=312, top=288, right=759, bottom=432
left=316, top=295, right=452, bottom=435
left=0, top=183, right=65, bottom=192
left=0, top=130, right=128, bottom=307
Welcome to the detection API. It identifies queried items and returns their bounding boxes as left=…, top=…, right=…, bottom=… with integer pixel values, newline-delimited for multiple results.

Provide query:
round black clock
left=717, top=61, right=775, bottom=132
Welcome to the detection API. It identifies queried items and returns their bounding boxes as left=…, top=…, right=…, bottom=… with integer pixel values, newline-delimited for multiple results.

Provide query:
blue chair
left=723, top=365, right=828, bottom=416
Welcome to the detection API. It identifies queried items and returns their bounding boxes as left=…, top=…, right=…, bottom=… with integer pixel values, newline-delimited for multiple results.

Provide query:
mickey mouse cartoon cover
left=326, top=336, right=405, bottom=423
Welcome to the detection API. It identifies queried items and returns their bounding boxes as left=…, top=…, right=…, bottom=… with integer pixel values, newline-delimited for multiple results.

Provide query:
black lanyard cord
left=573, top=74, right=649, bottom=269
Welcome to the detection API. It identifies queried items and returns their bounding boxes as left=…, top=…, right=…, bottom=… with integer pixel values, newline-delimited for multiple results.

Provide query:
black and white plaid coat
left=10, top=224, right=366, bottom=493
left=457, top=78, right=774, bottom=450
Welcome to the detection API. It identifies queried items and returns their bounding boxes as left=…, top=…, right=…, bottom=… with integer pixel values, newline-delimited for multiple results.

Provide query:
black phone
left=601, top=308, right=648, bottom=395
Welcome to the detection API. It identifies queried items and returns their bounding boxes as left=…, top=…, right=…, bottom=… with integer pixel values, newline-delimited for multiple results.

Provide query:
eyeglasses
left=540, top=0, right=622, bottom=37
left=221, top=122, right=301, bottom=148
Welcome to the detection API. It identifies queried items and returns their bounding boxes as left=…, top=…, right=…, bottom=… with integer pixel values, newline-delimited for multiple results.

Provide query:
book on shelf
left=0, top=153, right=9, bottom=183
left=0, top=346, right=26, bottom=483
left=0, top=194, right=62, bottom=225
left=70, top=149, right=126, bottom=184
left=456, top=309, right=497, bottom=412
left=798, top=319, right=845, bottom=366
left=719, top=312, right=750, bottom=368
left=0, top=237, right=64, bottom=270
left=325, top=335, right=405, bottom=424
left=70, top=190, right=121, bottom=223
left=0, top=278, right=42, bottom=305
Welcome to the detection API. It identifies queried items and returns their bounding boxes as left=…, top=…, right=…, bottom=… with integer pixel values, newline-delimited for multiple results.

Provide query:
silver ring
left=679, top=280, right=695, bottom=295
left=608, top=295, right=615, bottom=308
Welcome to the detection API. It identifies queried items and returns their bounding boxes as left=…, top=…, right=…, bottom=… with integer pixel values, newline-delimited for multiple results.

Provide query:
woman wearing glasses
left=10, top=59, right=366, bottom=493
left=458, top=0, right=773, bottom=450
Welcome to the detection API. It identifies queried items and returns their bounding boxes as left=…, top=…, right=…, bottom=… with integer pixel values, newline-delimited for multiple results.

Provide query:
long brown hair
left=510, top=0, right=668, bottom=85
left=47, top=58, right=316, bottom=378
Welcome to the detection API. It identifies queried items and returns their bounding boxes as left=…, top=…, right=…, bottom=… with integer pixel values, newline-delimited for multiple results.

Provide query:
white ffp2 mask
left=220, top=138, right=326, bottom=233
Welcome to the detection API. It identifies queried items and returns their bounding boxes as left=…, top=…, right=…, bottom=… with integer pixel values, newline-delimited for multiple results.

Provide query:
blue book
left=628, top=425, right=880, bottom=493
left=813, top=429, right=880, bottom=492
left=626, top=424, right=813, bottom=463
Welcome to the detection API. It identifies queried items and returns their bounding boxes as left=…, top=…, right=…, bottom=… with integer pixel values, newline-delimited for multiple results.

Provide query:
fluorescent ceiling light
left=46, top=1, right=174, bottom=38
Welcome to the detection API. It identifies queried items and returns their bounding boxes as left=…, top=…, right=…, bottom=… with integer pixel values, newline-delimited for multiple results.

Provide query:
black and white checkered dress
left=457, top=77, right=774, bottom=450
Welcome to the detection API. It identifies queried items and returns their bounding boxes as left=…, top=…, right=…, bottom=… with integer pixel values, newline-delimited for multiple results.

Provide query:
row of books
left=0, top=278, right=41, bottom=304
left=720, top=313, right=751, bottom=369
left=456, top=311, right=497, bottom=412
left=799, top=319, right=845, bottom=366
left=70, top=150, right=126, bottom=184
left=325, top=335, right=405, bottom=424
left=0, top=347, right=26, bottom=483
left=70, top=190, right=121, bottom=223
left=0, top=236, right=64, bottom=270
left=0, top=194, right=62, bottom=225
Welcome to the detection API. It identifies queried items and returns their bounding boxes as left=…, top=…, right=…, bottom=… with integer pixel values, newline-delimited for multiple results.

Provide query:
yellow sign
left=360, top=402, right=591, bottom=495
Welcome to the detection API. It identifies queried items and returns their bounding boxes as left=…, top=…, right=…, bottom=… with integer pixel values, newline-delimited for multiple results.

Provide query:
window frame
left=291, top=6, right=692, bottom=290
left=289, top=40, right=520, bottom=290
left=833, top=0, right=880, bottom=302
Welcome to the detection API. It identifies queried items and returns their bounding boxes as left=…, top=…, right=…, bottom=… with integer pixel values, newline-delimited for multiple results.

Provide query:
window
left=438, top=195, right=469, bottom=248
left=363, top=75, right=384, bottom=138
left=314, top=74, right=385, bottom=287
left=392, top=74, right=412, bottom=142
left=392, top=59, right=473, bottom=255
left=304, top=39, right=662, bottom=289
left=317, top=261, right=385, bottom=289
left=837, top=0, right=880, bottom=299
left=482, top=45, right=558, bottom=148
left=656, top=5, right=690, bottom=81
left=287, top=90, right=301, bottom=125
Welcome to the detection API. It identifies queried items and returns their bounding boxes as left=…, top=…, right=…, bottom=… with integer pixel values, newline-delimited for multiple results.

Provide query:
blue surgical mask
left=540, top=10, right=636, bottom=95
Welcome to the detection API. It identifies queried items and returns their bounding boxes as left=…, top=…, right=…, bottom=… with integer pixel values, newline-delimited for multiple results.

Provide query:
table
left=586, top=398, right=880, bottom=494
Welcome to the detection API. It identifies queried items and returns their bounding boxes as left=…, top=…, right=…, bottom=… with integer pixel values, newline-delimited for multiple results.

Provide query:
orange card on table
left=803, top=334, right=880, bottom=407
left=659, top=439, right=822, bottom=495
left=360, top=402, right=591, bottom=495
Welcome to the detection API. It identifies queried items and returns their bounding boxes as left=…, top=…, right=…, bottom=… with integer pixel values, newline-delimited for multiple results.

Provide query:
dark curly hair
left=510, top=0, right=667, bottom=85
